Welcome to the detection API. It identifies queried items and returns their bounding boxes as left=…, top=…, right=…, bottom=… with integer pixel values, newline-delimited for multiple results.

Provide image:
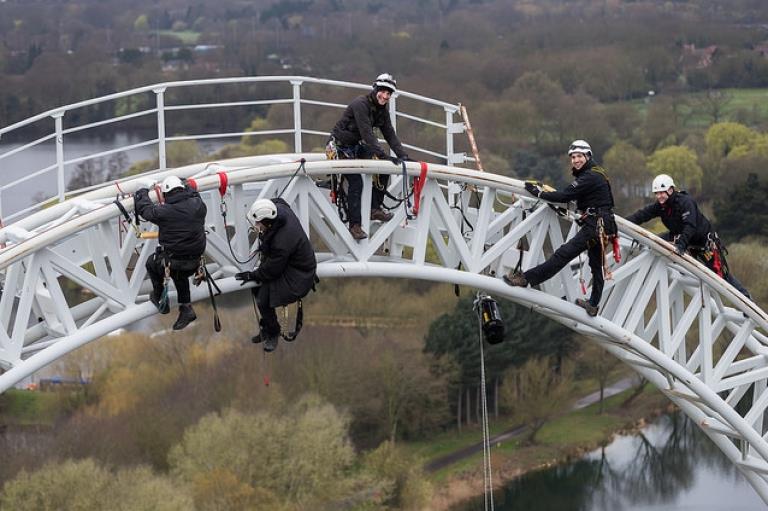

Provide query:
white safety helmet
left=248, top=198, right=277, bottom=224
left=373, top=73, right=397, bottom=93
left=652, top=174, right=676, bottom=193
left=568, top=139, right=592, bottom=158
left=161, top=175, right=184, bottom=194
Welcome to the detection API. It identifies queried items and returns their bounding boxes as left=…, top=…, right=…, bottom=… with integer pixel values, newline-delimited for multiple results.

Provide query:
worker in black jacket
left=134, top=175, right=207, bottom=330
left=504, top=140, right=617, bottom=317
left=626, top=174, right=750, bottom=298
left=327, top=73, right=410, bottom=240
left=235, top=198, right=317, bottom=352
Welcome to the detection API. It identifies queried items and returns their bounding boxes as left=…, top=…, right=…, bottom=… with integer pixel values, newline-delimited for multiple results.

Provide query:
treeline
left=2, top=0, right=768, bottom=128
left=0, top=279, right=631, bottom=508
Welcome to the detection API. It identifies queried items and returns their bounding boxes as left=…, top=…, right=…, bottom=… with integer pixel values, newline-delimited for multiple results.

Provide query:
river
left=453, top=412, right=765, bottom=510
left=0, top=132, right=226, bottom=219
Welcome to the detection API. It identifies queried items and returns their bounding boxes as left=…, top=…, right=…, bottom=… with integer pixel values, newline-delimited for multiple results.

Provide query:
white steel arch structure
left=0, top=79, right=767, bottom=502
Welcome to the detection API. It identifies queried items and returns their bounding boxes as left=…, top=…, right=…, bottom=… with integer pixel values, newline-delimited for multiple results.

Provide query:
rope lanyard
left=201, top=262, right=222, bottom=332
left=474, top=292, right=495, bottom=511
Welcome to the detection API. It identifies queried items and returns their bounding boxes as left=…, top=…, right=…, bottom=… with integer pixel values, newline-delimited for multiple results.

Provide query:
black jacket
left=539, top=160, right=616, bottom=234
left=626, top=191, right=712, bottom=250
left=331, top=91, right=408, bottom=159
left=135, top=185, right=207, bottom=258
left=255, top=198, right=317, bottom=307
left=540, top=160, right=614, bottom=211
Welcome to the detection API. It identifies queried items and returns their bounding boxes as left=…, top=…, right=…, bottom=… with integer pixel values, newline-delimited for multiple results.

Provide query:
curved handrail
left=0, top=76, right=468, bottom=223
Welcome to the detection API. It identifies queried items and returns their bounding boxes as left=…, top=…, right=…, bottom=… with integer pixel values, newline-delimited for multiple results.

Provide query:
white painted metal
left=0, top=76, right=471, bottom=223
left=0, top=79, right=767, bottom=502
left=0, top=159, right=766, bottom=504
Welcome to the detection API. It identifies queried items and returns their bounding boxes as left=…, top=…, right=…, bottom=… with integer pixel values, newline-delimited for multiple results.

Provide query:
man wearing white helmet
left=235, top=198, right=317, bottom=352
left=626, top=174, right=750, bottom=298
left=135, top=175, right=207, bottom=330
left=327, top=73, right=410, bottom=240
left=505, top=139, right=617, bottom=317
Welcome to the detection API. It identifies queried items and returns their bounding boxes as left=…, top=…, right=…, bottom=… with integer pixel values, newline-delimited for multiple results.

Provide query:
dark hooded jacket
left=539, top=160, right=614, bottom=212
left=330, top=91, right=408, bottom=159
left=625, top=190, right=711, bottom=250
left=538, top=160, right=616, bottom=233
left=255, top=198, right=317, bottom=307
left=135, top=185, right=207, bottom=258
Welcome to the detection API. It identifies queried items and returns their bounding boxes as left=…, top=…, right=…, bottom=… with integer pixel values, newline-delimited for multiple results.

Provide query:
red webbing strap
left=152, top=184, right=164, bottom=204
left=217, top=172, right=228, bottom=197
left=412, top=161, right=429, bottom=216
left=187, top=178, right=198, bottom=190
left=712, top=248, right=723, bottom=277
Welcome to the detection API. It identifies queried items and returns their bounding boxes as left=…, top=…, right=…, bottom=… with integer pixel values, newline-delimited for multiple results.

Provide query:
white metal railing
left=0, top=76, right=468, bottom=224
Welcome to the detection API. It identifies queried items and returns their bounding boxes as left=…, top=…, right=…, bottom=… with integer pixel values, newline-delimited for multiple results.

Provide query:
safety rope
left=198, top=261, right=222, bottom=332
left=217, top=171, right=260, bottom=265
left=474, top=292, right=495, bottom=511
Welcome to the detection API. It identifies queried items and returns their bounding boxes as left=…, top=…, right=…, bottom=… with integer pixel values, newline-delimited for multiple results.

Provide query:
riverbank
left=425, top=385, right=671, bottom=511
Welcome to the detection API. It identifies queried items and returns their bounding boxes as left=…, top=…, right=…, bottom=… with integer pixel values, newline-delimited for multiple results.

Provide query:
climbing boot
left=370, top=208, right=393, bottom=222
left=575, top=298, right=599, bottom=317
left=172, top=304, right=197, bottom=330
left=150, top=289, right=170, bottom=314
left=349, top=224, right=368, bottom=240
left=503, top=271, right=528, bottom=287
left=262, top=332, right=279, bottom=353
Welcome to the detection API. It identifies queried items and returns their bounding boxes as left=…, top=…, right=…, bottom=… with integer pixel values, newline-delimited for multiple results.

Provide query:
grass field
left=0, top=389, right=64, bottom=425
left=423, top=384, right=666, bottom=482
left=629, top=87, right=768, bottom=128
left=157, top=30, right=200, bottom=45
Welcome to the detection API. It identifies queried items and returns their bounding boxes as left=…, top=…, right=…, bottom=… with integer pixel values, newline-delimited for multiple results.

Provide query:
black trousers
left=697, top=251, right=751, bottom=298
left=336, top=142, right=389, bottom=225
left=524, top=225, right=605, bottom=307
left=254, top=285, right=280, bottom=336
left=343, top=173, right=389, bottom=225
left=665, top=232, right=751, bottom=299
left=146, top=251, right=198, bottom=304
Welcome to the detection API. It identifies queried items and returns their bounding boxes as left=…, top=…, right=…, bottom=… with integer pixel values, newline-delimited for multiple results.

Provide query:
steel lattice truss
left=0, top=157, right=767, bottom=502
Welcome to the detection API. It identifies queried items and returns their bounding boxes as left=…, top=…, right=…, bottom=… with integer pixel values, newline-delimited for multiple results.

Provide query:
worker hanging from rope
left=625, top=173, right=750, bottom=299
left=235, top=197, right=317, bottom=352
left=504, top=140, right=618, bottom=318
left=134, top=175, right=207, bottom=330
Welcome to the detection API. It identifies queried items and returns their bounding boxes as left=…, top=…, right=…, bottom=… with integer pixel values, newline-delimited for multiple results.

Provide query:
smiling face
left=570, top=152, right=588, bottom=170
left=376, top=88, right=392, bottom=106
left=655, top=190, right=671, bottom=204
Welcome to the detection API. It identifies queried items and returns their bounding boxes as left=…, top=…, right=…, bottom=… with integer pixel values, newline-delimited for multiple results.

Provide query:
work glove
left=674, top=243, right=686, bottom=256
left=234, top=271, right=261, bottom=286
left=524, top=181, right=541, bottom=198
left=133, top=188, right=149, bottom=202
left=389, top=156, right=403, bottom=166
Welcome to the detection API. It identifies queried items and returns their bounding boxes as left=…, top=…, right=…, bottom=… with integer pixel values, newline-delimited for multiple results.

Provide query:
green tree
left=500, top=356, right=572, bottom=444
left=169, top=396, right=355, bottom=505
left=705, top=122, right=755, bottom=160
left=364, top=441, right=432, bottom=510
left=134, top=14, right=149, bottom=32
left=714, top=173, right=768, bottom=243
left=166, top=140, right=204, bottom=168
left=0, top=459, right=190, bottom=511
left=647, top=145, right=703, bottom=193
left=424, top=296, right=577, bottom=428
left=603, top=141, right=650, bottom=204
left=241, top=117, right=270, bottom=146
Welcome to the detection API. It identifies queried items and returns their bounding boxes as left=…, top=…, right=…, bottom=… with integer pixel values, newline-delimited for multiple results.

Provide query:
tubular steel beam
left=0, top=158, right=766, bottom=502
